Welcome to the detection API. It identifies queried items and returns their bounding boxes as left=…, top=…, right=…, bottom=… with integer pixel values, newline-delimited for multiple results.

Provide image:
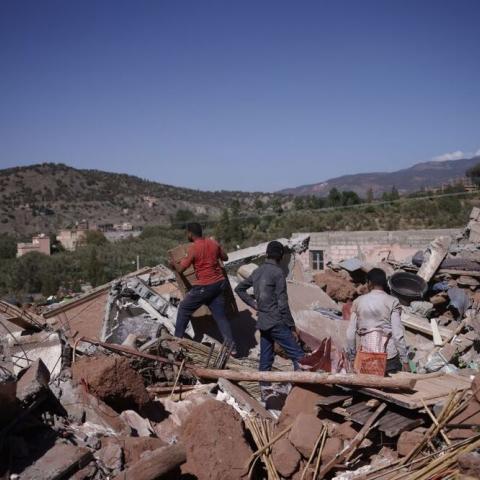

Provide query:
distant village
left=16, top=220, right=142, bottom=257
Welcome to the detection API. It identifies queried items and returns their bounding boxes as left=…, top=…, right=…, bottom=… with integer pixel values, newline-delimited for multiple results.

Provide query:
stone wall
left=298, top=228, right=460, bottom=270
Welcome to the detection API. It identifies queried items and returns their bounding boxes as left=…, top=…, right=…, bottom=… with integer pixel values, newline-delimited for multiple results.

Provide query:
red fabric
left=342, top=301, right=352, bottom=320
left=180, top=238, right=225, bottom=286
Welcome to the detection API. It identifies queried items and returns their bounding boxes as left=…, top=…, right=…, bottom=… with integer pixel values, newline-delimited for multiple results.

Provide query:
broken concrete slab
left=16, top=358, right=50, bottom=403
left=293, top=310, right=347, bottom=348
left=5, top=330, right=62, bottom=378
left=112, top=443, right=186, bottom=480
left=20, top=443, right=92, bottom=480
left=101, top=436, right=167, bottom=467
left=181, top=399, right=252, bottom=480
left=321, top=436, right=343, bottom=463
left=102, top=276, right=191, bottom=343
left=397, top=429, right=426, bottom=457
left=119, top=410, right=154, bottom=437
left=55, top=378, right=131, bottom=435
left=272, top=437, right=301, bottom=478
left=224, top=234, right=310, bottom=268
left=287, top=280, right=339, bottom=313
left=94, top=443, right=123, bottom=472
left=279, top=385, right=330, bottom=428
left=153, top=391, right=212, bottom=444
left=288, top=412, right=324, bottom=458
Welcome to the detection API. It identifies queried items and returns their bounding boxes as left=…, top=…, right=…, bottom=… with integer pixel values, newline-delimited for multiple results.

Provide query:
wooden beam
left=193, top=368, right=416, bottom=390
left=112, top=444, right=186, bottom=480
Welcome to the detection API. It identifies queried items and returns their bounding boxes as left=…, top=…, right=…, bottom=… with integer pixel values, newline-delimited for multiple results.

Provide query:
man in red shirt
left=173, top=223, right=235, bottom=348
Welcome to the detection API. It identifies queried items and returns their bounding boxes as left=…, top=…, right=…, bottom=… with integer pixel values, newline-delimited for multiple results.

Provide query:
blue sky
left=0, top=1, right=479, bottom=191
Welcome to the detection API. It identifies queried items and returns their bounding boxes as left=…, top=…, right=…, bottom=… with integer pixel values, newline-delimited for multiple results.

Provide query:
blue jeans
left=175, top=279, right=234, bottom=345
left=259, top=323, right=304, bottom=371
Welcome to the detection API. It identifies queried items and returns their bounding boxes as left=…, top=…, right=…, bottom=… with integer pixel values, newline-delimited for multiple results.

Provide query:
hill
left=280, top=156, right=480, bottom=197
left=0, top=163, right=280, bottom=236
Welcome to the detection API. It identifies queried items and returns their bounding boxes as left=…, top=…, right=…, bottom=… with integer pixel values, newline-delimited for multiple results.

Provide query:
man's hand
left=402, top=362, right=411, bottom=372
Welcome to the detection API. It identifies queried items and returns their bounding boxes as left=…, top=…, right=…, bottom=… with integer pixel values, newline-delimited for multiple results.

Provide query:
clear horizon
left=1, top=1, right=479, bottom=191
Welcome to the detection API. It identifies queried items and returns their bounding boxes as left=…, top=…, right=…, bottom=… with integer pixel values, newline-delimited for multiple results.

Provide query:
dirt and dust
left=314, top=269, right=357, bottom=302
left=72, top=355, right=150, bottom=412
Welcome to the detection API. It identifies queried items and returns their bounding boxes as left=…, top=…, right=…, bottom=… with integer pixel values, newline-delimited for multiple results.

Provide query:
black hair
left=367, top=268, right=388, bottom=290
left=266, top=240, right=284, bottom=261
left=186, top=222, right=203, bottom=238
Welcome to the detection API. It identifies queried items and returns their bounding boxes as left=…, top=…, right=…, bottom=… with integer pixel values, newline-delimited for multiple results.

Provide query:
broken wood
left=401, top=312, right=452, bottom=340
left=193, top=368, right=416, bottom=390
left=80, top=338, right=415, bottom=390
left=318, top=402, right=387, bottom=478
left=417, top=236, right=451, bottom=282
left=112, top=443, right=186, bottom=480
left=430, top=318, right=443, bottom=346
left=218, top=378, right=274, bottom=419
left=437, top=268, right=480, bottom=277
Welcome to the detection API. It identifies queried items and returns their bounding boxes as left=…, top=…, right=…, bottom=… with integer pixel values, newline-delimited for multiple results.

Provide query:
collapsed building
left=2, top=215, right=480, bottom=479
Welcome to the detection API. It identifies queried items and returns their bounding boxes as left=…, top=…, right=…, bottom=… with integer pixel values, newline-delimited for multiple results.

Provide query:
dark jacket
left=235, top=259, right=295, bottom=331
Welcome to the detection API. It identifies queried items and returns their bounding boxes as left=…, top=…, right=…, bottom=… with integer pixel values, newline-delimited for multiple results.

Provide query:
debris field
left=3, top=214, right=480, bottom=479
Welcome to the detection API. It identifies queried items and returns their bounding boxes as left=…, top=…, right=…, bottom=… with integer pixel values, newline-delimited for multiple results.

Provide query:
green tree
left=0, top=234, right=16, bottom=259
left=173, top=208, right=195, bottom=226
left=390, top=186, right=400, bottom=201
left=341, top=190, right=361, bottom=206
left=82, top=247, right=107, bottom=287
left=254, top=198, right=264, bottom=211
left=294, top=197, right=305, bottom=210
left=327, top=188, right=342, bottom=207
left=467, top=163, right=480, bottom=185
left=84, top=230, right=107, bottom=246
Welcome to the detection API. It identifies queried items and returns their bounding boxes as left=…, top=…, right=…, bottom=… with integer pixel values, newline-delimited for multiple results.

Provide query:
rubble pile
left=2, top=223, right=480, bottom=479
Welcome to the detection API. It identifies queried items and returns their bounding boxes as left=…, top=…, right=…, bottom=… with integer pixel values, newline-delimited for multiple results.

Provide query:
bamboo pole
left=318, top=403, right=387, bottom=478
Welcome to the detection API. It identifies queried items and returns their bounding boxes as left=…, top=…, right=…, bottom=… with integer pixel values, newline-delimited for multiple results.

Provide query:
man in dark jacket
left=235, top=241, right=304, bottom=372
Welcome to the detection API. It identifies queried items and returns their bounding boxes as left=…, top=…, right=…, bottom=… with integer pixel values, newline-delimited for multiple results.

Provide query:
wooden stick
left=402, top=390, right=459, bottom=464
left=318, top=403, right=387, bottom=478
left=169, top=359, right=185, bottom=400
left=301, top=426, right=325, bottom=480
left=313, top=427, right=328, bottom=479
left=247, top=423, right=293, bottom=465
left=363, top=435, right=480, bottom=480
left=147, top=384, right=197, bottom=394
left=421, top=398, right=451, bottom=445
left=193, top=368, right=416, bottom=390
left=246, top=418, right=279, bottom=480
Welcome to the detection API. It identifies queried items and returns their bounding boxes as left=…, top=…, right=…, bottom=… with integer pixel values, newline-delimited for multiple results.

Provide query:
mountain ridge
left=280, top=156, right=480, bottom=197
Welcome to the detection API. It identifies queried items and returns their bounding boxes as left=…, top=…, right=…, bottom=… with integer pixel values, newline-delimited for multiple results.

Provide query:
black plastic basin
left=389, top=271, right=427, bottom=304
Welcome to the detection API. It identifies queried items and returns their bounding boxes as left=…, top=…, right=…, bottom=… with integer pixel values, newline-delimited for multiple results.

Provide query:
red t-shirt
left=179, top=237, right=226, bottom=286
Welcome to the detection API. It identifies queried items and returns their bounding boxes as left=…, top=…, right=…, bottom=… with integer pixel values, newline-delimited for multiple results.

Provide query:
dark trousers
left=175, top=279, right=234, bottom=345
left=386, top=355, right=402, bottom=374
left=259, top=323, right=304, bottom=371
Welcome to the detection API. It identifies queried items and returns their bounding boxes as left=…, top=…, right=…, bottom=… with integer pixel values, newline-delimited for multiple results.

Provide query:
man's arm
left=218, top=244, right=228, bottom=262
left=235, top=276, right=258, bottom=310
left=391, top=303, right=409, bottom=370
left=275, top=273, right=295, bottom=327
left=177, top=244, right=195, bottom=274
left=346, top=309, right=358, bottom=361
